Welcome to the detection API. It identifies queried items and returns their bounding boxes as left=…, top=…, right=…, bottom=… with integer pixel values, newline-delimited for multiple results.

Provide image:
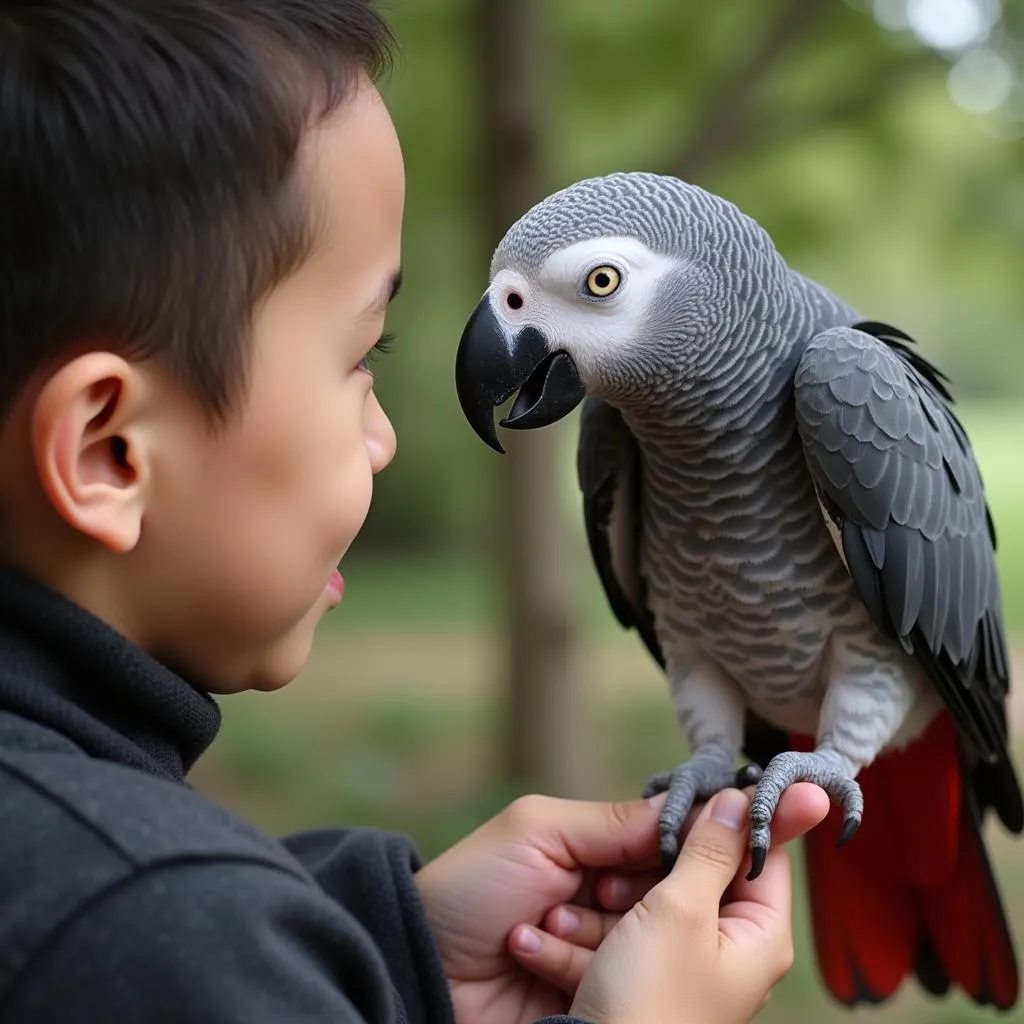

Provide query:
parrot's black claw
left=659, top=845, right=676, bottom=876
left=746, top=748, right=864, bottom=881
left=734, top=763, right=763, bottom=788
left=746, top=845, right=767, bottom=882
left=837, top=815, right=860, bottom=847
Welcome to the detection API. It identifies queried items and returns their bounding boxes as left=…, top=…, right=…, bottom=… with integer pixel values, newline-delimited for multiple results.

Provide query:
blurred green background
left=191, top=1, right=1024, bottom=1020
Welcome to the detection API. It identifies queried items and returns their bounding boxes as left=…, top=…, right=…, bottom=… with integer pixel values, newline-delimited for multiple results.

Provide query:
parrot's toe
left=746, top=748, right=864, bottom=880
left=644, top=753, right=750, bottom=872
left=642, top=771, right=673, bottom=800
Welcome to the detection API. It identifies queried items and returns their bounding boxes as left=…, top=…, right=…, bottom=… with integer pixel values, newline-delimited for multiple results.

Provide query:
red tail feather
left=791, top=712, right=1019, bottom=1009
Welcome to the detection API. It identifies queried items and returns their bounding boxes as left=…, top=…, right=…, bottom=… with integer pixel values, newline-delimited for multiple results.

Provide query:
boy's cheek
left=329, top=452, right=376, bottom=537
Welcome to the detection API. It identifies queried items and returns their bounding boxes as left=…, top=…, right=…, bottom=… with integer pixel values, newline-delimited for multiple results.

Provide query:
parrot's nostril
left=506, top=292, right=523, bottom=310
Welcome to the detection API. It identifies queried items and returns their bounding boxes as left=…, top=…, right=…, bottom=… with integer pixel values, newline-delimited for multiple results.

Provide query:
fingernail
left=647, top=791, right=667, bottom=810
left=606, top=876, right=630, bottom=907
left=709, top=788, right=748, bottom=830
left=515, top=927, right=542, bottom=954
left=555, top=907, right=581, bottom=935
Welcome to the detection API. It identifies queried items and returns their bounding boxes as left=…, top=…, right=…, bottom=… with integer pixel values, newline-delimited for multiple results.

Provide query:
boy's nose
left=365, top=391, right=396, bottom=473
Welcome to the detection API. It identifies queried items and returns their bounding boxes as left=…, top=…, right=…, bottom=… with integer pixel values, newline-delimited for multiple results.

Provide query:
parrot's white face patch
left=488, top=237, right=680, bottom=385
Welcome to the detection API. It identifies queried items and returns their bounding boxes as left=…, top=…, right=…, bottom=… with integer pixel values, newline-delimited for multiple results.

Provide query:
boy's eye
left=360, top=330, right=396, bottom=371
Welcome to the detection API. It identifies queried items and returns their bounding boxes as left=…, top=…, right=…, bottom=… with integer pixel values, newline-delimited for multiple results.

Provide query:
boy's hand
left=414, top=784, right=828, bottom=1024
left=557, top=788, right=808, bottom=1024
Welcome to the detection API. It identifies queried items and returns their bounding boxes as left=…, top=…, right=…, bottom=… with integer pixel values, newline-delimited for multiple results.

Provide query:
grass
left=189, top=399, right=1024, bottom=1024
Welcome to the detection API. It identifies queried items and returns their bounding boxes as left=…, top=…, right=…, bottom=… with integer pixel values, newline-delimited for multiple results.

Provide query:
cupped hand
left=505, top=784, right=828, bottom=999
left=414, top=783, right=828, bottom=1024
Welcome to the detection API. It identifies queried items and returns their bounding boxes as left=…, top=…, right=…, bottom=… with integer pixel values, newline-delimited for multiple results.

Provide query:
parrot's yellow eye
left=585, top=265, right=621, bottom=297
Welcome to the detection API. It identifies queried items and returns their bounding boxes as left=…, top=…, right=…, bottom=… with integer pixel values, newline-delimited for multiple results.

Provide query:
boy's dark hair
left=0, top=0, right=394, bottom=423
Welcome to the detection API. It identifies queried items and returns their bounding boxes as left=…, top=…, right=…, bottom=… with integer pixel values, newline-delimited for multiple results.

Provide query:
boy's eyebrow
left=363, top=268, right=403, bottom=317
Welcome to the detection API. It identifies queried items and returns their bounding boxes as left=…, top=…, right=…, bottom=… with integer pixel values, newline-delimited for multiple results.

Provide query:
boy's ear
left=29, top=352, right=156, bottom=554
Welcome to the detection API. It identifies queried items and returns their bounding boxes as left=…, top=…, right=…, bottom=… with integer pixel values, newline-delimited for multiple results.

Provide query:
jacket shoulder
left=0, top=717, right=311, bottom=1000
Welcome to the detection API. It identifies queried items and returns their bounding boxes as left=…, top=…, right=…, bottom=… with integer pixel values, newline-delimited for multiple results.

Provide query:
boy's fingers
left=507, top=923, right=594, bottom=994
left=542, top=904, right=622, bottom=949
left=509, top=780, right=828, bottom=898
left=720, top=847, right=796, bottom=980
left=722, top=844, right=792, bottom=921
left=595, top=870, right=663, bottom=912
left=665, top=789, right=750, bottom=905
left=766, top=783, right=830, bottom=845
left=591, top=781, right=828, bottom=892
left=718, top=782, right=827, bottom=906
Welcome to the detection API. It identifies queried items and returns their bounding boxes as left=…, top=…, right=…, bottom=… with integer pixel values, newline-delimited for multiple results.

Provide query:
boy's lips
left=325, top=569, right=345, bottom=603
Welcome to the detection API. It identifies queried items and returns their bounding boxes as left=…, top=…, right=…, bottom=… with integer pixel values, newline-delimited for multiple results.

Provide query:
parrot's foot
left=644, top=755, right=762, bottom=871
left=747, top=748, right=863, bottom=882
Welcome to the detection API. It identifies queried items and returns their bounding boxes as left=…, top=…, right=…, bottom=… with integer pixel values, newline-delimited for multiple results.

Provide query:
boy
left=0, top=2, right=828, bottom=1022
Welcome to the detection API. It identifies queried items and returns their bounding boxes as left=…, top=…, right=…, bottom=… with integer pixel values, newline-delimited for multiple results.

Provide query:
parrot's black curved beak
left=454, top=295, right=586, bottom=454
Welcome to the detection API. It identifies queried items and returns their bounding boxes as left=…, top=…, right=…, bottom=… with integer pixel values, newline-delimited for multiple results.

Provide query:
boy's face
left=135, top=80, right=402, bottom=692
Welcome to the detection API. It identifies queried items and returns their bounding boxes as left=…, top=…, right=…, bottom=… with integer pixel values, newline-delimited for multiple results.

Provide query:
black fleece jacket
left=0, top=565, right=582, bottom=1023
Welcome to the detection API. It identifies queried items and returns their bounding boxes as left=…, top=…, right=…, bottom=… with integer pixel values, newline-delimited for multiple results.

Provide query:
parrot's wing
left=577, top=396, right=664, bottom=669
left=793, top=320, right=1022, bottom=829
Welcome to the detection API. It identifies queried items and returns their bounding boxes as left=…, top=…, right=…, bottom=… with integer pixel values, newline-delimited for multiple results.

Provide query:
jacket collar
left=0, top=563, right=220, bottom=780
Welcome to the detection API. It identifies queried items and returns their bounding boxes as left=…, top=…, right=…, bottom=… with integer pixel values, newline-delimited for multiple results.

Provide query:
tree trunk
left=474, top=0, right=596, bottom=798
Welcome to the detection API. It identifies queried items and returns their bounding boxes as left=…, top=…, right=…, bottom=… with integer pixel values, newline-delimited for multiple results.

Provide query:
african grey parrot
left=452, top=172, right=1022, bottom=1010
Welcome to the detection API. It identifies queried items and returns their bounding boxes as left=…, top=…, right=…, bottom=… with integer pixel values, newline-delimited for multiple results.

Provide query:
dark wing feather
left=794, top=321, right=1022, bottom=832
left=576, top=397, right=791, bottom=767
left=577, top=396, right=663, bottom=668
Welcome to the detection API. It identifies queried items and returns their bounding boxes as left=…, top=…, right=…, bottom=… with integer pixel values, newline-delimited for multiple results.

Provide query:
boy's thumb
left=532, top=793, right=665, bottom=867
left=669, top=788, right=750, bottom=897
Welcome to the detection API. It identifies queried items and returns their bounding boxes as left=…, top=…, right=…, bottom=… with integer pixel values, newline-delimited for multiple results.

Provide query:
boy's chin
left=211, top=613, right=324, bottom=695
left=195, top=593, right=332, bottom=695
left=247, top=626, right=321, bottom=693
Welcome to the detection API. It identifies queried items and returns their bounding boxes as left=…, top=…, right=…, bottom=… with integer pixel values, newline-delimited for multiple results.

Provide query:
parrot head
left=454, top=171, right=789, bottom=452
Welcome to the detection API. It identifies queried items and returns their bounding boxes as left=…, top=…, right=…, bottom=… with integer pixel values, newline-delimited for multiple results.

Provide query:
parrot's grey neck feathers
left=620, top=271, right=861, bottom=647
left=620, top=270, right=854, bottom=450
left=617, top=266, right=863, bottom=681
